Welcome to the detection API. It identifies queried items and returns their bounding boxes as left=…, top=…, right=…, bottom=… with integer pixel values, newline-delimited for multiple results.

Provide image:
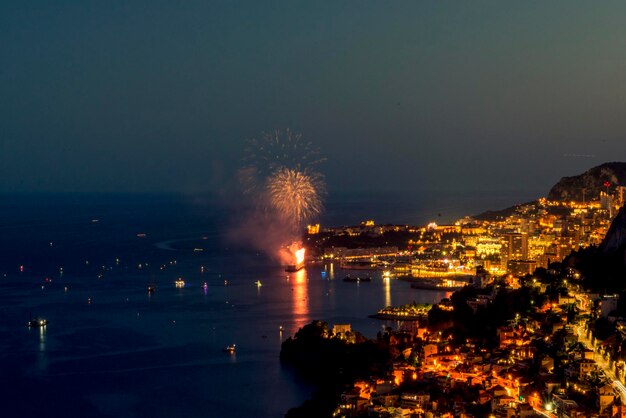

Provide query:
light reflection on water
left=37, top=325, right=47, bottom=373
left=292, top=269, right=309, bottom=330
left=384, top=276, right=391, bottom=308
left=39, top=325, right=46, bottom=351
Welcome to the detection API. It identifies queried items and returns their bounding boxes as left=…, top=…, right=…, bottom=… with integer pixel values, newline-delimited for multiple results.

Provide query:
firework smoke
left=232, top=129, right=326, bottom=264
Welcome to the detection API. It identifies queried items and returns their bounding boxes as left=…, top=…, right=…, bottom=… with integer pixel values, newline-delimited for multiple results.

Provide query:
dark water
left=0, top=191, right=537, bottom=417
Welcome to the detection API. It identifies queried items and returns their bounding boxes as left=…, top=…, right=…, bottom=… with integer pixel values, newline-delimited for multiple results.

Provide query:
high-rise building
left=502, top=232, right=528, bottom=261
left=616, top=186, right=626, bottom=207
left=556, top=235, right=578, bottom=260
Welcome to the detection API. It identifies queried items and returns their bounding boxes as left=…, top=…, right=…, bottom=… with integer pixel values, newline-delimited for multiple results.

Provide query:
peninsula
left=285, top=163, right=626, bottom=418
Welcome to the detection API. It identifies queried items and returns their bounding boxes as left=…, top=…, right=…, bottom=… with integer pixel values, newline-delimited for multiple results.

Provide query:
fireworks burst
left=241, top=129, right=325, bottom=196
left=240, top=129, right=325, bottom=230
left=267, top=167, right=324, bottom=227
left=235, top=129, right=325, bottom=266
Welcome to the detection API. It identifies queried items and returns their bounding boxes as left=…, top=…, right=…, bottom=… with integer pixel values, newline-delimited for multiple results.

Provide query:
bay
left=0, top=190, right=538, bottom=417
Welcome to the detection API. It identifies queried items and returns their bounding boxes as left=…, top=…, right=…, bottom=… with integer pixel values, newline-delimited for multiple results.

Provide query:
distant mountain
left=547, top=162, right=626, bottom=202
left=474, top=162, right=626, bottom=221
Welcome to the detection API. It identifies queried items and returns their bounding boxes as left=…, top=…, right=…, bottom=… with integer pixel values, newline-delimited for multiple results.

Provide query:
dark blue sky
left=1, top=1, right=625, bottom=194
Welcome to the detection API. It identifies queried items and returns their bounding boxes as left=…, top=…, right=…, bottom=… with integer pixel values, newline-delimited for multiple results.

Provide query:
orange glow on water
left=293, top=269, right=309, bottom=329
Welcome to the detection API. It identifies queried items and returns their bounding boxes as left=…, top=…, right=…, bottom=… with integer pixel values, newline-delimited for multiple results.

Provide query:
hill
left=474, top=162, right=626, bottom=220
left=600, top=204, right=626, bottom=258
left=547, top=162, right=626, bottom=202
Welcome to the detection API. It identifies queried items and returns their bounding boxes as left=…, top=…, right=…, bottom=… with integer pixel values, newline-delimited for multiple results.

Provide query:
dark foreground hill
left=564, top=204, right=626, bottom=291
left=600, top=204, right=626, bottom=258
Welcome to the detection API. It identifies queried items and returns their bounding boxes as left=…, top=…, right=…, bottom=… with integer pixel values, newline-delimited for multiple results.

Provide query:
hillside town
left=286, top=177, right=626, bottom=417
left=307, top=186, right=626, bottom=280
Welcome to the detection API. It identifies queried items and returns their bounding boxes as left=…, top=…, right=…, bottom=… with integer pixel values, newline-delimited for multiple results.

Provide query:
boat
left=255, top=280, right=262, bottom=287
left=285, top=264, right=303, bottom=272
left=28, top=318, right=48, bottom=328
left=175, top=278, right=185, bottom=288
left=223, top=344, right=236, bottom=353
left=147, top=285, right=156, bottom=293
left=343, top=275, right=371, bottom=282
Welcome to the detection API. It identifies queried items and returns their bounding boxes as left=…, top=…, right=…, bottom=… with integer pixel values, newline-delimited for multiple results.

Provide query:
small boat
left=137, top=233, right=147, bottom=238
left=175, top=278, right=185, bottom=288
left=147, top=285, right=156, bottom=293
left=28, top=318, right=48, bottom=328
left=223, top=344, right=236, bottom=353
left=255, top=280, right=262, bottom=287
left=343, top=275, right=371, bottom=282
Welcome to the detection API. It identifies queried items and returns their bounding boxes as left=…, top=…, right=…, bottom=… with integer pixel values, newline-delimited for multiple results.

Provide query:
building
left=333, top=324, right=352, bottom=336
left=502, top=232, right=528, bottom=261
left=507, top=260, right=536, bottom=276
left=579, top=359, right=596, bottom=377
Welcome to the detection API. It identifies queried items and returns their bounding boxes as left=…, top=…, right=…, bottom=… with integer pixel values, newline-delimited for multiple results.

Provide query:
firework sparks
left=240, top=129, right=325, bottom=231
left=241, top=129, right=325, bottom=197
left=267, top=167, right=324, bottom=227
left=243, top=129, right=324, bottom=172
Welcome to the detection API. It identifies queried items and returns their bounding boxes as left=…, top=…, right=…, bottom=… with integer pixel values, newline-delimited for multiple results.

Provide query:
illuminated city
left=284, top=171, right=626, bottom=417
left=3, top=2, right=626, bottom=418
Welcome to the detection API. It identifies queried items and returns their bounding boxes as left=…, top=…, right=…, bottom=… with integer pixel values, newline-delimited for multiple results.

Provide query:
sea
left=0, top=190, right=539, bottom=417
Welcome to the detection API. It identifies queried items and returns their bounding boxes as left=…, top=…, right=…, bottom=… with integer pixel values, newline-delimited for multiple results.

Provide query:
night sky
left=2, top=1, right=625, bottom=194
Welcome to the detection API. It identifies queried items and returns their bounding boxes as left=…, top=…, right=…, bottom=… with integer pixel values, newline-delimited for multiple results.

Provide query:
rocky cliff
left=547, top=162, right=626, bottom=201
